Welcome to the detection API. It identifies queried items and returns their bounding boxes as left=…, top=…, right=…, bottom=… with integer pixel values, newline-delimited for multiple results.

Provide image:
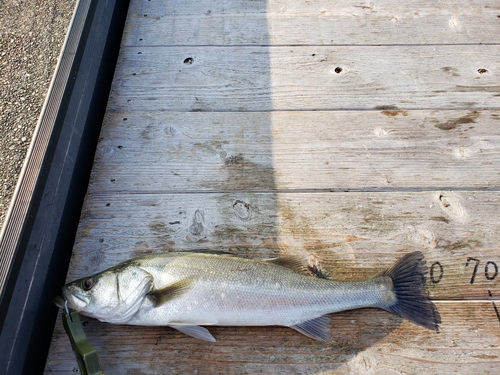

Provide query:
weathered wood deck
left=45, top=0, right=500, bottom=373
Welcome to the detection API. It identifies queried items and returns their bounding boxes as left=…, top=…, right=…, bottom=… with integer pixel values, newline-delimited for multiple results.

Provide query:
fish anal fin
left=147, top=277, right=194, bottom=307
left=169, top=324, right=216, bottom=342
left=291, top=315, right=332, bottom=342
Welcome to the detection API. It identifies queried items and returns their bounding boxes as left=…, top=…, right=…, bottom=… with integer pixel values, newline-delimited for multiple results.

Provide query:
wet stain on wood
left=381, top=110, right=408, bottom=117
left=222, top=153, right=275, bottom=190
left=149, top=220, right=169, bottom=233
left=456, top=85, right=500, bottom=92
left=430, top=216, right=450, bottom=224
left=440, top=67, right=460, bottom=77
left=434, top=111, right=479, bottom=130
left=374, top=105, right=398, bottom=111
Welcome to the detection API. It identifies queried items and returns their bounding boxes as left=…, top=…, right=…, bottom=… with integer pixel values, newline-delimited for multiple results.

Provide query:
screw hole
left=334, top=67, right=343, bottom=74
left=184, top=57, right=194, bottom=64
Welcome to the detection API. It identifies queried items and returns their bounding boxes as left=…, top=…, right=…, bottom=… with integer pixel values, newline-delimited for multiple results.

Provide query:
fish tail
left=382, top=251, right=441, bottom=331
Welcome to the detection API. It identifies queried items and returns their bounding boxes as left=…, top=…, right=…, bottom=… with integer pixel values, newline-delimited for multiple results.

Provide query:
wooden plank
left=44, top=301, right=500, bottom=374
left=108, top=45, right=500, bottom=112
left=45, top=0, right=500, bottom=373
left=88, top=110, right=500, bottom=191
left=69, top=191, right=500, bottom=300
left=122, top=0, right=500, bottom=46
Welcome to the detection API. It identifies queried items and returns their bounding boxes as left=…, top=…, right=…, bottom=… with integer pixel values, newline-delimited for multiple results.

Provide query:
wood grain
left=123, top=0, right=500, bottom=46
left=89, top=110, right=500, bottom=191
left=67, top=191, right=500, bottom=300
left=45, top=302, right=500, bottom=374
left=108, top=45, right=500, bottom=112
left=44, top=0, right=500, bottom=373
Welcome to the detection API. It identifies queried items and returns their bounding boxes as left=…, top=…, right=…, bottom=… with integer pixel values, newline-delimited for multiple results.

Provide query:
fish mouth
left=53, top=295, right=66, bottom=309
left=54, top=289, right=89, bottom=312
left=72, top=292, right=89, bottom=304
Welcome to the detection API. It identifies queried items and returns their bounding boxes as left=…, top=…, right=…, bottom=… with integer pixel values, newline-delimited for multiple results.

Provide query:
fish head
left=57, top=263, right=154, bottom=324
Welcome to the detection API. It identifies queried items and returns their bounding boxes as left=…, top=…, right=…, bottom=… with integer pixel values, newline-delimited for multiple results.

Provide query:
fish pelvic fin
left=169, top=324, right=216, bottom=342
left=382, top=251, right=441, bottom=331
left=147, top=277, right=194, bottom=307
left=291, top=314, right=332, bottom=342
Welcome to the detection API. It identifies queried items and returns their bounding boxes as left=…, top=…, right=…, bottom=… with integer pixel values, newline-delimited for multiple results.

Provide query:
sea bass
left=54, top=251, right=440, bottom=342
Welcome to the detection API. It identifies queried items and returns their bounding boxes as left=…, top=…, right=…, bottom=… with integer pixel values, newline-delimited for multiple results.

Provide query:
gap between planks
left=131, top=43, right=500, bottom=48
left=88, top=187, right=500, bottom=196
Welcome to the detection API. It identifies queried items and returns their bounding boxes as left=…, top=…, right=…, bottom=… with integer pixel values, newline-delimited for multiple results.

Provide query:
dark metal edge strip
left=0, top=0, right=130, bottom=373
left=0, top=0, right=93, bottom=316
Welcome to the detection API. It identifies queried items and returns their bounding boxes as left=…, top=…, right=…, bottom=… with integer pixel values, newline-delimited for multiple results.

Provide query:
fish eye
left=82, top=277, right=95, bottom=291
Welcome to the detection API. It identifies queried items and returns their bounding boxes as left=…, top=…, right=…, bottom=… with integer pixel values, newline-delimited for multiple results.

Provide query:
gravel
left=0, top=0, right=75, bottom=229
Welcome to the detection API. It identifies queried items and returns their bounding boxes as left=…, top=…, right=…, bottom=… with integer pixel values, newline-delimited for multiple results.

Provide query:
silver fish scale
left=58, top=251, right=441, bottom=341
left=128, top=253, right=390, bottom=327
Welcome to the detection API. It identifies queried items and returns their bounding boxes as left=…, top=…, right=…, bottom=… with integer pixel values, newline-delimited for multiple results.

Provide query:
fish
left=54, top=251, right=440, bottom=342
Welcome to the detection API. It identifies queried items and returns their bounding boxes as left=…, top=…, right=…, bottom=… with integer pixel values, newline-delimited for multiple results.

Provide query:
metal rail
left=0, top=0, right=130, bottom=373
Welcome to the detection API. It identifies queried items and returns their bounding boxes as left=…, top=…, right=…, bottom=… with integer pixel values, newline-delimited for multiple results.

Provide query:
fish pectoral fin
left=291, top=315, right=332, bottom=342
left=169, top=324, right=216, bottom=342
left=147, top=277, right=194, bottom=307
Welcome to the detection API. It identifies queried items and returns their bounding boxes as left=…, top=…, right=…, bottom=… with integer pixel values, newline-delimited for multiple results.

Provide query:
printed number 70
left=466, top=257, right=498, bottom=284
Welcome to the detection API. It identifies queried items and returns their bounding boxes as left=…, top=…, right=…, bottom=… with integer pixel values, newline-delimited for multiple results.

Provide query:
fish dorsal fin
left=291, top=315, right=332, bottom=342
left=168, top=324, right=216, bottom=342
left=147, top=277, right=194, bottom=307
left=265, top=255, right=309, bottom=274
left=265, top=255, right=330, bottom=279
left=177, top=250, right=237, bottom=256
